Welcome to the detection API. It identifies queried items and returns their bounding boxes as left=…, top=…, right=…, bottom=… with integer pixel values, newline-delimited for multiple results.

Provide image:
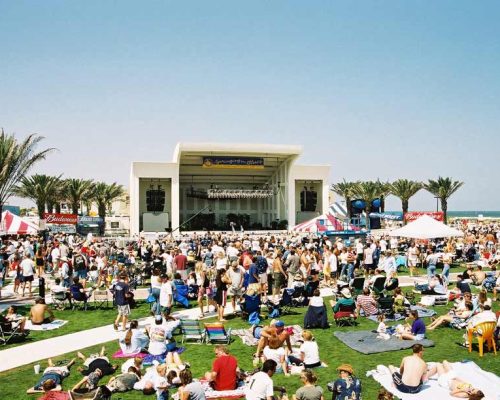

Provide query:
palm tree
left=0, top=130, right=54, bottom=223
left=424, top=177, right=464, bottom=224
left=330, top=180, right=360, bottom=221
left=66, top=178, right=93, bottom=214
left=46, top=176, right=65, bottom=213
left=375, top=180, right=391, bottom=213
left=352, top=181, right=381, bottom=230
left=14, top=174, right=62, bottom=218
left=92, top=182, right=125, bottom=234
left=389, top=179, right=423, bottom=221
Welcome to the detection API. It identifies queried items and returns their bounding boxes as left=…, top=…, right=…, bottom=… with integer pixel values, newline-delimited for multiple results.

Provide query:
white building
left=129, top=143, right=330, bottom=235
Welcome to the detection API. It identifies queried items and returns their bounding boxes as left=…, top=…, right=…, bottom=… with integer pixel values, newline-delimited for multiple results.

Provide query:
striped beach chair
left=180, top=319, right=206, bottom=344
left=204, top=322, right=232, bottom=345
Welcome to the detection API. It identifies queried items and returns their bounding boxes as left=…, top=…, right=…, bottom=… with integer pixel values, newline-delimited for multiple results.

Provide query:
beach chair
left=279, top=288, right=294, bottom=314
left=468, top=321, right=497, bottom=357
left=174, top=283, right=190, bottom=308
left=204, top=322, right=232, bottom=345
left=350, top=277, right=365, bottom=296
left=93, top=289, right=110, bottom=309
left=180, top=319, right=206, bottom=344
left=0, top=317, right=29, bottom=345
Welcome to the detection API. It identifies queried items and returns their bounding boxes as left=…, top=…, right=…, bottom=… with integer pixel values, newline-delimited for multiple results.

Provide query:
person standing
left=112, top=274, right=130, bottom=331
left=425, top=249, right=440, bottom=279
left=21, top=253, right=35, bottom=297
left=227, top=260, right=245, bottom=314
left=284, top=248, right=300, bottom=288
left=173, top=250, right=188, bottom=280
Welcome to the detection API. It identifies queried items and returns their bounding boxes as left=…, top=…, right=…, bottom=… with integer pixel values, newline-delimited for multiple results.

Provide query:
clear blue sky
left=1, top=1, right=499, bottom=211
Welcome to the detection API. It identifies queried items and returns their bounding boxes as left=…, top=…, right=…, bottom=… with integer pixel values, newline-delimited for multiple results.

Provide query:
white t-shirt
left=380, top=240, right=387, bottom=252
left=309, top=296, right=324, bottom=307
left=263, top=346, right=285, bottom=365
left=228, top=266, right=244, bottom=287
left=226, top=246, right=239, bottom=259
left=159, top=282, right=173, bottom=307
left=245, top=371, right=274, bottom=400
left=51, top=247, right=61, bottom=261
left=21, top=258, right=35, bottom=276
left=148, top=325, right=167, bottom=355
left=300, top=341, right=320, bottom=366
left=328, top=254, right=338, bottom=271
left=216, top=257, right=228, bottom=270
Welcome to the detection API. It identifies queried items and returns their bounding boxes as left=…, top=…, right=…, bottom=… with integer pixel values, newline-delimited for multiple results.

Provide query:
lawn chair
left=350, top=277, right=365, bottom=296
left=333, top=303, right=357, bottom=327
left=468, top=321, right=497, bottom=357
left=174, top=283, right=190, bottom=308
left=279, top=288, right=294, bottom=314
left=291, top=286, right=307, bottom=307
left=0, top=317, right=29, bottom=345
left=371, top=276, right=386, bottom=296
left=240, top=293, right=261, bottom=320
left=93, top=289, right=110, bottom=309
left=204, top=322, right=232, bottom=344
left=70, top=292, right=89, bottom=311
left=50, top=290, right=71, bottom=310
left=180, top=319, right=206, bottom=344
left=378, top=296, right=395, bottom=318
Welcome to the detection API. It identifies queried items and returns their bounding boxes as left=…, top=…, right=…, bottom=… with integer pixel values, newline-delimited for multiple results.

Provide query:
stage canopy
left=388, top=214, right=463, bottom=239
left=1, top=211, right=39, bottom=235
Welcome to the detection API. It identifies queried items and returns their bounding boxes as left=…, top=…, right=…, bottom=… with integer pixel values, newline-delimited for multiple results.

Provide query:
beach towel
left=171, top=380, right=247, bottom=399
left=367, top=306, right=436, bottom=323
left=369, top=361, right=500, bottom=400
left=25, top=319, right=68, bottom=331
left=142, top=347, right=186, bottom=366
left=112, top=349, right=147, bottom=359
left=333, top=330, right=434, bottom=354
left=233, top=324, right=304, bottom=346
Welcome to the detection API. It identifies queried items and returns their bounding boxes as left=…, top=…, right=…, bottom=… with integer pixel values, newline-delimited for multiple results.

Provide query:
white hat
left=340, top=287, right=352, bottom=298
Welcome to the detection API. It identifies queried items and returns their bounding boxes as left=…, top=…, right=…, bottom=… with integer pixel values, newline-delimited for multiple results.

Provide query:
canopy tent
left=292, top=212, right=359, bottom=233
left=328, top=202, right=348, bottom=218
left=388, top=214, right=463, bottom=239
left=0, top=211, right=39, bottom=235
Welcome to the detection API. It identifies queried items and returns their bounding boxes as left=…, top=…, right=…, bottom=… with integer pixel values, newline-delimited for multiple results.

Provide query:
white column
left=171, top=175, right=180, bottom=231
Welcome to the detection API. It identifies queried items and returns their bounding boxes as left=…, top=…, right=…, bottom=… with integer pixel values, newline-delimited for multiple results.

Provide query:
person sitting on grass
left=293, top=369, right=324, bottom=400
left=262, top=336, right=289, bottom=376
left=396, top=310, right=426, bottom=340
left=119, top=319, right=149, bottom=355
left=327, top=364, right=362, bottom=400
left=355, top=288, right=378, bottom=317
left=427, top=301, right=474, bottom=330
left=30, top=297, right=55, bottom=325
left=288, top=330, right=326, bottom=369
left=393, top=287, right=408, bottom=316
left=255, top=320, right=292, bottom=358
left=77, top=346, right=118, bottom=377
left=4, top=305, right=27, bottom=332
left=31, top=358, right=76, bottom=392
left=245, top=359, right=277, bottom=400
left=428, top=360, right=484, bottom=399
left=178, top=369, right=206, bottom=400
left=205, top=345, right=239, bottom=391
left=388, top=344, right=428, bottom=394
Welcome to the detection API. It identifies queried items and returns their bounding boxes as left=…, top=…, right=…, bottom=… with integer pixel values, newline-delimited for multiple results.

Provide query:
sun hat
left=294, top=273, right=303, bottom=281
left=340, top=288, right=352, bottom=298
left=336, top=364, right=354, bottom=375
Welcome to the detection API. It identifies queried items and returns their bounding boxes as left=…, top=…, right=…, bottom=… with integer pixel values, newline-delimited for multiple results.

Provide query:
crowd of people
left=1, top=219, right=500, bottom=399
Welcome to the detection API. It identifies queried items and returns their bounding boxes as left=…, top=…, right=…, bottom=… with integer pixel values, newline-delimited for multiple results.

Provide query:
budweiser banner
left=404, top=211, right=444, bottom=222
left=43, top=213, right=78, bottom=225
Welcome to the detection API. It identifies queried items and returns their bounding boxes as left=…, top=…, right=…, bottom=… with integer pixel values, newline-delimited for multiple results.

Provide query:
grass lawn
left=1, top=301, right=151, bottom=350
left=2, top=293, right=499, bottom=400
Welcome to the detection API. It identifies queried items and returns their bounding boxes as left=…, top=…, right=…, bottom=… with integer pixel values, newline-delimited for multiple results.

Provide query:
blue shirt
left=328, top=377, right=362, bottom=400
left=411, top=318, right=426, bottom=336
left=248, top=264, right=259, bottom=283
left=113, top=281, right=130, bottom=306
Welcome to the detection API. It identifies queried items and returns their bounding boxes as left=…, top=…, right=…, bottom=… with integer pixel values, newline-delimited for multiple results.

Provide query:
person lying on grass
left=428, top=360, right=484, bottom=399
left=31, top=358, right=76, bottom=392
left=76, top=346, right=118, bottom=377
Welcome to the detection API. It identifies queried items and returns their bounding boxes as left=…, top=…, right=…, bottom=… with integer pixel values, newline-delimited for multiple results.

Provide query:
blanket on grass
left=112, top=349, right=148, bottom=359
left=172, top=380, right=246, bottom=399
left=25, top=319, right=68, bottom=331
left=369, top=361, right=500, bottom=400
left=333, top=330, right=434, bottom=354
left=233, top=324, right=304, bottom=346
left=367, top=306, right=436, bottom=323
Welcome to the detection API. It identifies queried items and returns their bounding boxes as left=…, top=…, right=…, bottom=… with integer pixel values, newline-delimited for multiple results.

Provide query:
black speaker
left=146, top=188, right=165, bottom=212
left=307, top=191, right=317, bottom=211
left=300, top=191, right=306, bottom=212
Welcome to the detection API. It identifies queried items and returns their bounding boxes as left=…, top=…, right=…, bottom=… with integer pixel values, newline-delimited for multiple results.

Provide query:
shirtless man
left=30, top=297, right=55, bottom=325
left=254, top=320, right=292, bottom=357
left=389, top=344, right=428, bottom=394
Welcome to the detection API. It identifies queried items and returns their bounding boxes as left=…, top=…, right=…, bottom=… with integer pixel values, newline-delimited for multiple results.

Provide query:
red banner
left=404, top=211, right=444, bottom=222
left=43, top=213, right=78, bottom=225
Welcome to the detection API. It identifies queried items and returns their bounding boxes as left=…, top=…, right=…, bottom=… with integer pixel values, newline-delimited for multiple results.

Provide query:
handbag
left=146, top=289, right=156, bottom=304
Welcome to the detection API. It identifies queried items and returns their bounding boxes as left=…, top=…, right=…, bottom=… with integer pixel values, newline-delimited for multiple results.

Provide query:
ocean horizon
left=385, top=211, right=500, bottom=218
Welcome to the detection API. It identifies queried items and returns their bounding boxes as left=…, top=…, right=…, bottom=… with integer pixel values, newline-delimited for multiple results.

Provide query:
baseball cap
left=275, top=320, right=285, bottom=328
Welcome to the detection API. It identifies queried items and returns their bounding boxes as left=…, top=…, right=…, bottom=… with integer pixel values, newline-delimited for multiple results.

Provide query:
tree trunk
left=98, top=204, right=106, bottom=235
left=441, top=199, right=448, bottom=225
left=380, top=195, right=386, bottom=213
left=37, top=202, right=45, bottom=218
left=72, top=202, right=79, bottom=215
left=402, top=199, right=409, bottom=224
left=365, top=205, right=371, bottom=230
left=55, top=203, right=61, bottom=213
left=0, top=202, right=3, bottom=224
left=345, top=196, right=352, bottom=221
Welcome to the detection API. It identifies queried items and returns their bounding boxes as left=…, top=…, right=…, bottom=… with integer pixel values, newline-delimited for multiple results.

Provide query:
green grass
left=2, top=294, right=499, bottom=400
left=2, top=301, right=151, bottom=350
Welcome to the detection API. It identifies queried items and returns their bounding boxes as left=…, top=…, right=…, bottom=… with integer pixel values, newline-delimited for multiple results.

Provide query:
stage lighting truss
left=207, top=188, right=274, bottom=199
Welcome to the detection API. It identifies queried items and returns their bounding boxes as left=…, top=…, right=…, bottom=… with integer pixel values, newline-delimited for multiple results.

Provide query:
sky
left=1, top=1, right=499, bottom=211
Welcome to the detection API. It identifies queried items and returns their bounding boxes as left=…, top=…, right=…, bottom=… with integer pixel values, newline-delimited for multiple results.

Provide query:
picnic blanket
left=369, top=361, right=500, bottom=400
left=367, top=306, right=436, bottom=323
left=142, top=347, right=186, bottom=366
left=333, top=330, right=434, bottom=354
left=233, top=324, right=304, bottom=346
left=172, top=380, right=246, bottom=399
left=112, top=349, right=148, bottom=359
left=25, top=319, right=68, bottom=331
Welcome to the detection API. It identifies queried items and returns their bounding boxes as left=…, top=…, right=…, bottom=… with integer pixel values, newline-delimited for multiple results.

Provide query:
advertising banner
left=48, top=224, right=76, bottom=233
left=369, top=212, right=403, bottom=220
left=404, top=211, right=444, bottom=222
left=43, top=213, right=78, bottom=225
left=78, top=216, right=103, bottom=224
left=202, top=156, right=264, bottom=169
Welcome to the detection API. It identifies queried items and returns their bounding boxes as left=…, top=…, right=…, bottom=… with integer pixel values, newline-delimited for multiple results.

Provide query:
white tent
left=0, top=210, right=39, bottom=235
left=388, top=214, right=463, bottom=239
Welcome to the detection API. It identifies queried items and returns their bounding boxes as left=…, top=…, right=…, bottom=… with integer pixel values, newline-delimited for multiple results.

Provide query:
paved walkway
left=0, top=273, right=459, bottom=372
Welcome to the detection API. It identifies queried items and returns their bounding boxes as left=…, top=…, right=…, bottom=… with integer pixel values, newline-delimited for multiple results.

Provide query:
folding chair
left=378, top=296, right=395, bottom=318
left=279, top=289, right=294, bottom=314
left=0, top=318, right=29, bottom=345
left=93, top=289, right=110, bottom=309
left=71, top=293, right=88, bottom=311
left=371, top=277, right=386, bottom=296
left=204, top=322, right=232, bottom=344
left=180, top=319, right=206, bottom=344
left=51, top=290, right=70, bottom=310
left=350, top=277, right=365, bottom=296
left=333, top=303, right=357, bottom=327
left=240, top=293, right=261, bottom=320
